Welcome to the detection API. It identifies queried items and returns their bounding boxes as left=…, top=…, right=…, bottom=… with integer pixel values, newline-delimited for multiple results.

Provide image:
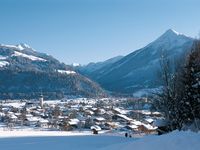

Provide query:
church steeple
left=39, top=93, right=44, bottom=108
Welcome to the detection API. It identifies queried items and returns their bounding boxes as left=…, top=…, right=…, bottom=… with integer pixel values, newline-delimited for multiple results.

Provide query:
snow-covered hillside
left=103, top=131, right=200, bottom=150
left=0, top=131, right=199, bottom=150
left=0, top=43, right=105, bottom=99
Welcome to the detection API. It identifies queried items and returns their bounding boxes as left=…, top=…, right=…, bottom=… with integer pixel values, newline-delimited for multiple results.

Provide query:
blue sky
left=0, top=0, right=200, bottom=64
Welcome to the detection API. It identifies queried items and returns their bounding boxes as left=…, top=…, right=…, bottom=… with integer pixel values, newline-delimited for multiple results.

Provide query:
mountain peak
left=0, top=43, right=33, bottom=51
left=18, top=43, right=31, bottom=49
left=164, top=29, right=180, bottom=36
left=16, top=43, right=32, bottom=50
left=150, top=29, right=192, bottom=47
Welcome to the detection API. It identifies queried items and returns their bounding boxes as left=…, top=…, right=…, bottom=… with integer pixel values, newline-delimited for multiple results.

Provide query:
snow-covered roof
left=26, top=117, right=40, bottom=122
left=39, top=119, right=49, bottom=123
left=133, top=110, right=152, bottom=115
left=90, top=125, right=101, bottom=131
left=0, top=61, right=9, bottom=67
left=141, top=123, right=157, bottom=130
left=94, top=117, right=106, bottom=122
left=26, top=114, right=33, bottom=118
left=127, top=124, right=138, bottom=129
left=113, top=107, right=127, bottom=114
left=145, top=118, right=154, bottom=123
left=11, top=51, right=46, bottom=62
left=0, top=112, right=5, bottom=117
left=84, top=105, right=93, bottom=108
left=85, top=110, right=94, bottom=115
left=69, top=118, right=80, bottom=125
left=2, top=102, right=26, bottom=108
left=131, top=120, right=143, bottom=126
left=116, top=114, right=133, bottom=121
left=9, top=114, right=17, bottom=119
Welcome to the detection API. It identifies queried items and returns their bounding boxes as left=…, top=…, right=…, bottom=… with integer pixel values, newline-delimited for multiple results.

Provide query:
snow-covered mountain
left=0, top=43, right=105, bottom=99
left=80, top=29, right=194, bottom=96
left=78, top=56, right=123, bottom=75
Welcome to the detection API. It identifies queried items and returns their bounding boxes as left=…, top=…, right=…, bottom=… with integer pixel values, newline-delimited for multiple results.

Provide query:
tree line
left=153, top=40, right=200, bottom=131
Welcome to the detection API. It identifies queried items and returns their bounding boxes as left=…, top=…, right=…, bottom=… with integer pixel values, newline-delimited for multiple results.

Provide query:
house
left=37, top=119, right=49, bottom=128
left=125, top=124, right=138, bottom=131
left=153, top=119, right=171, bottom=135
left=84, top=109, right=94, bottom=116
left=8, top=114, right=18, bottom=123
left=91, top=125, right=101, bottom=134
left=137, top=123, right=157, bottom=134
left=144, top=118, right=154, bottom=125
left=25, top=117, right=40, bottom=126
left=113, top=107, right=127, bottom=115
left=93, top=117, right=106, bottom=124
left=112, top=114, right=133, bottom=123
left=104, top=122, right=118, bottom=129
left=68, top=118, right=80, bottom=129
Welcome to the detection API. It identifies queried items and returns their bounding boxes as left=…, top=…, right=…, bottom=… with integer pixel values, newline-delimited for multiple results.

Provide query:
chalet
left=112, top=114, right=133, bottom=123
left=153, top=119, right=171, bottom=135
left=104, top=122, right=118, bottom=129
left=25, top=117, right=40, bottom=126
left=68, top=118, right=80, bottom=129
left=37, top=119, right=49, bottom=128
left=93, top=117, right=106, bottom=124
left=137, top=123, right=157, bottom=134
left=91, top=125, right=101, bottom=134
left=125, top=124, right=138, bottom=131
left=131, top=120, right=143, bottom=126
left=113, top=107, right=127, bottom=115
left=144, top=118, right=154, bottom=125
left=8, top=114, right=18, bottom=123
left=84, top=109, right=94, bottom=116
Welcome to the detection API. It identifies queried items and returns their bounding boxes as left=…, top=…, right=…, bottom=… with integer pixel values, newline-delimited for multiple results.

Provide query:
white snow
left=11, top=51, right=46, bottom=61
left=102, top=131, right=200, bottom=150
left=0, top=131, right=199, bottom=150
left=0, top=130, right=92, bottom=138
left=116, top=114, right=133, bottom=121
left=91, top=125, right=102, bottom=131
left=16, top=44, right=24, bottom=50
left=72, top=63, right=81, bottom=67
left=95, top=117, right=106, bottom=122
left=0, top=43, right=32, bottom=51
left=2, top=102, right=26, bottom=108
left=146, top=29, right=193, bottom=53
left=113, top=107, right=128, bottom=115
left=69, top=118, right=80, bottom=125
left=17, top=43, right=31, bottom=50
left=57, top=69, right=76, bottom=75
left=0, top=55, right=7, bottom=60
left=0, top=44, right=20, bottom=50
left=0, top=61, right=9, bottom=67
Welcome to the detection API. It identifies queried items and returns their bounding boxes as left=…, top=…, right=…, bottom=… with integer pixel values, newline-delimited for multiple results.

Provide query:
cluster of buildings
left=0, top=97, right=164, bottom=135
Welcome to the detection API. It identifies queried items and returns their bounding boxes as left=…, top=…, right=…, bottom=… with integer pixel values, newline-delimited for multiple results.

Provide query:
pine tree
left=180, top=41, right=200, bottom=129
left=154, top=40, right=200, bottom=131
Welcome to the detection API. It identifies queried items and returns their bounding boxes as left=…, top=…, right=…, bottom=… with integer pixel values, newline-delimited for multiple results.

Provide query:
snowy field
left=0, top=131, right=199, bottom=150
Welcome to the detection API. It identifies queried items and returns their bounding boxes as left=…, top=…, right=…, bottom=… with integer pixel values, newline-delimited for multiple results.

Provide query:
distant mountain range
left=78, top=56, right=123, bottom=75
left=0, top=43, right=105, bottom=99
left=0, top=29, right=195, bottom=99
left=78, top=29, right=194, bottom=96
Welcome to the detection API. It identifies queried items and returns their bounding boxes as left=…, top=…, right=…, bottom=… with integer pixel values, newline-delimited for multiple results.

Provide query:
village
left=0, top=96, right=164, bottom=136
